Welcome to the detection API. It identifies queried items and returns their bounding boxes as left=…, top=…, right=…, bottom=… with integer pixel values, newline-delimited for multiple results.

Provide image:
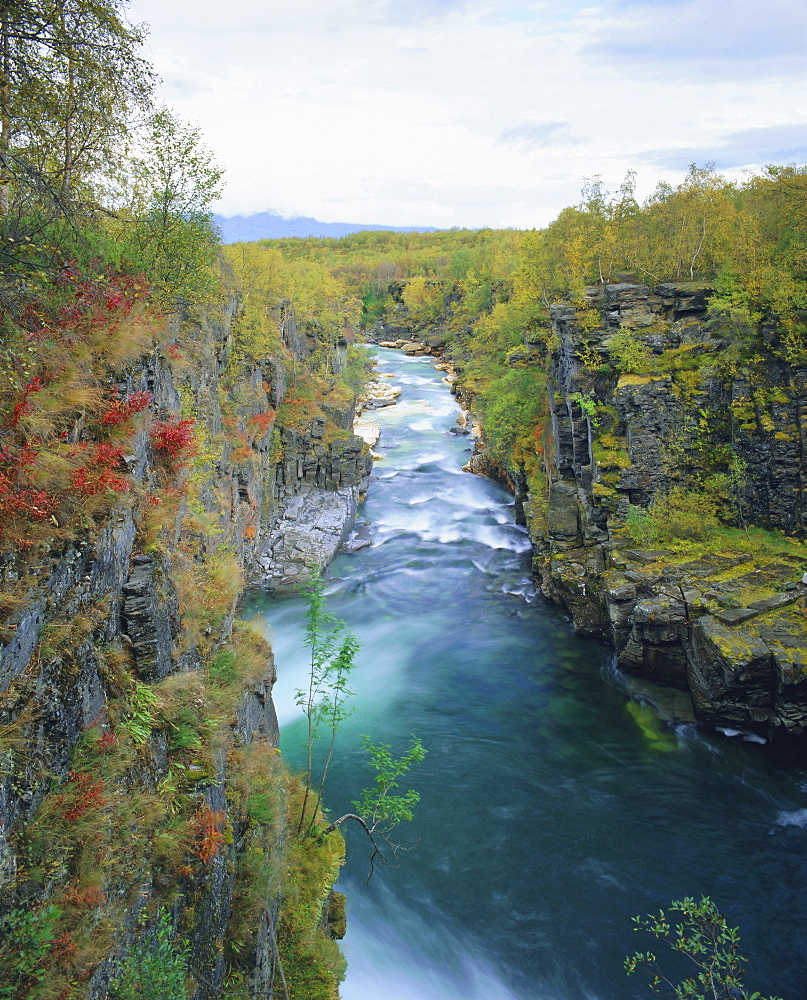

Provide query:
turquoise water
left=249, top=349, right=807, bottom=1000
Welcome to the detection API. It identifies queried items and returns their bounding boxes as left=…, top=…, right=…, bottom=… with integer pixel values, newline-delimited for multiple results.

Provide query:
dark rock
left=715, top=608, right=759, bottom=625
left=747, top=592, right=801, bottom=613
left=688, top=616, right=776, bottom=728
left=121, top=560, right=176, bottom=680
left=547, top=482, right=582, bottom=550
left=624, top=549, right=670, bottom=564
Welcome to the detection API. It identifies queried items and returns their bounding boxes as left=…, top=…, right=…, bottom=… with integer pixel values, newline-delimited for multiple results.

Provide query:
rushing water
left=249, top=349, right=807, bottom=1000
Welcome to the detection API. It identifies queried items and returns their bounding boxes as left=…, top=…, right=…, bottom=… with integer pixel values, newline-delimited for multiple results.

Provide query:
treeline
left=233, top=163, right=806, bottom=351
left=230, top=162, right=806, bottom=492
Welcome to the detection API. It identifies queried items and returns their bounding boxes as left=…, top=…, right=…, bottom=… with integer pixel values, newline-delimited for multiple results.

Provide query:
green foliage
left=625, top=489, right=721, bottom=547
left=360, top=284, right=394, bottom=325
left=352, top=736, right=428, bottom=833
left=652, top=489, right=720, bottom=543
left=209, top=648, right=239, bottom=686
left=625, top=896, right=781, bottom=1000
left=123, top=680, right=159, bottom=745
left=569, top=391, right=598, bottom=422
left=457, top=299, right=547, bottom=462
left=111, top=910, right=190, bottom=1000
left=276, top=812, right=346, bottom=1000
left=296, top=573, right=360, bottom=836
left=115, top=108, right=225, bottom=305
left=624, top=504, right=659, bottom=547
left=401, top=274, right=443, bottom=327
left=338, top=344, right=375, bottom=395
left=607, top=329, right=653, bottom=374
left=0, top=0, right=153, bottom=199
left=0, top=903, right=62, bottom=1000
left=481, top=365, right=546, bottom=459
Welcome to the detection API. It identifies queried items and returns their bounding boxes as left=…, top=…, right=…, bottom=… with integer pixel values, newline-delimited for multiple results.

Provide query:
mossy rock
left=617, top=373, right=667, bottom=387
left=625, top=700, right=678, bottom=752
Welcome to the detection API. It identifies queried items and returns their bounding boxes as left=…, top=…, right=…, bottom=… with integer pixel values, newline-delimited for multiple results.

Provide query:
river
left=248, top=347, right=807, bottom=1000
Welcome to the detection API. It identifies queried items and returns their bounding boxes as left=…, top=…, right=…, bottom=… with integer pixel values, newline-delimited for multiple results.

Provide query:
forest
left=225, top=161, right=807, bottom=535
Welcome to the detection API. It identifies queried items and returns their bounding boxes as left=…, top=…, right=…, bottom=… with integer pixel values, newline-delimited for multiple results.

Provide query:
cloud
left=641, top=124, right=807, bottom=171
left=498, top=121, right=589, bottom=149
left=586, top=0, right=807, bottom=77
left=129, top=0, right=807, bottom=228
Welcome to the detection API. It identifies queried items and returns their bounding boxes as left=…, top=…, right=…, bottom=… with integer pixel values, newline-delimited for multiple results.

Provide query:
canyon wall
left=524, top=283, right=807, bottom=739
left=0, top=298, right=367, bottom=997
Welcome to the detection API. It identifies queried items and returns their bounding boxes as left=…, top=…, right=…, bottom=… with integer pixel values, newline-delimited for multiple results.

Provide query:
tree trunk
left=0, top=8, right=10, bottom=217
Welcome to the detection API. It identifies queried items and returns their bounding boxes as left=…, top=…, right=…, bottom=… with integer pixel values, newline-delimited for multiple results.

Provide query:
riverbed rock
left=359, top=380, right=402, bottom=411
left=258, top=484, right=360, bottom=593
left=353, top=418, right=381, bottom=447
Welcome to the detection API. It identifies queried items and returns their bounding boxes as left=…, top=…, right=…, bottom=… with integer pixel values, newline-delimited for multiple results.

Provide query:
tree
left=0, top=0, right=153, bottom=207
left=294, top=574, right=427, bottom=876
left=322, top=735, right=427, bottom=877
left=636, top=164, right=742, bottom=282
left=119, top=108, right=224, bottom=305
left=295, top=572, right=360, bottom=838
left=625, top=896, right=782, bottom=1000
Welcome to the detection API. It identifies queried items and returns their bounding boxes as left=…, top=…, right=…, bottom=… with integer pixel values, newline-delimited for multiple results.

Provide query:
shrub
left=625, top=504, right=660, bottom=547
left=150, top=418, right=197, bottom=460
left=100, top=390, right=153, bottom=426
left=110, top=910, right=190, bottom=1000
left=626, top=489, right=720, bottom=546
left=626, top=895, right=782, bottom=1000
left=0, top=904, right=63, bottom=1000
left=607, top=329, right=653, bottom=373
left=651, top=488, right=720, bottom=542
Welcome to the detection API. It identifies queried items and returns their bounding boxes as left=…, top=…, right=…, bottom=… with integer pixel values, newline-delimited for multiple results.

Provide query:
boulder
left=618, top=596, right=689, bottom=687
left=258, top=484, right=360, bottom=593
left=352, top=418, right=381, bottom=447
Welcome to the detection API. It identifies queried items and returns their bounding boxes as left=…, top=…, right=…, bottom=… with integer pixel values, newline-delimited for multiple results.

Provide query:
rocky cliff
left=520, top=283, right=807, bottom=739
left=0, top=295, right=367, bottom=997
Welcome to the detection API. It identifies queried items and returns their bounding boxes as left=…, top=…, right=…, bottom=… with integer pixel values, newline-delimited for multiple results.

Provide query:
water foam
left=775, top=808, right=807, bottom=829
left=339, top=889, right=530, bottom=1000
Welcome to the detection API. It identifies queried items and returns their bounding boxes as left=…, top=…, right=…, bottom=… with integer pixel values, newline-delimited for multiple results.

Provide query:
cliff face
left=527, top=283, right=807, bottom=739
left=0, top=297, right=361, bottom=997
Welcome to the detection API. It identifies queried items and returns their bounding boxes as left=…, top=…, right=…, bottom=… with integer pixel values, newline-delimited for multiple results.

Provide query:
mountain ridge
left=214, top=210, right=439, bottom=243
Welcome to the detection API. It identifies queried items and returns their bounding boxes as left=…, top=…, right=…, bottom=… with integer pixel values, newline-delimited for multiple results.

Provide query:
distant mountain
left=213, top=211, right=439, bottom=244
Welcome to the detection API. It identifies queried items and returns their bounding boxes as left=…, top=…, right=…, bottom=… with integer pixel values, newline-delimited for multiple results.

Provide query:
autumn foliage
left=0, top=262, right=155, bottom=553
left=192, top=805, right=226, bottom=865
left=150, top=417, right=197, bottom=459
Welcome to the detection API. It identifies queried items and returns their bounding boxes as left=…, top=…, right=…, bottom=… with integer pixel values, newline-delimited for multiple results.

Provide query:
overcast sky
left=127, top=0, right=807, bottom=229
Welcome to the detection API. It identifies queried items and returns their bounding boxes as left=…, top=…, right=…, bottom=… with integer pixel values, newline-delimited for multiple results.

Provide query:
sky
left=127, top=0, right=807, bottom=230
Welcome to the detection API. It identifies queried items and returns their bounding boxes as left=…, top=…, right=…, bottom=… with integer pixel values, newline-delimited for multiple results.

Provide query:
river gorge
left=249, top=349, right=807, bottom=1000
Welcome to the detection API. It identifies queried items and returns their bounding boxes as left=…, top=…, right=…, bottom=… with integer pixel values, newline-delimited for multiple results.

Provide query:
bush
left=150, top=418, right=197, bottom=460
left=607, top=329, right=653, bottom=373
left=111, top=910, right=190, bottom=1000
left=626, top=489, right=720, bottom=546
left=625, top=895, right=781, bottom=1000
left=651, top=488, right=720, bottom=542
